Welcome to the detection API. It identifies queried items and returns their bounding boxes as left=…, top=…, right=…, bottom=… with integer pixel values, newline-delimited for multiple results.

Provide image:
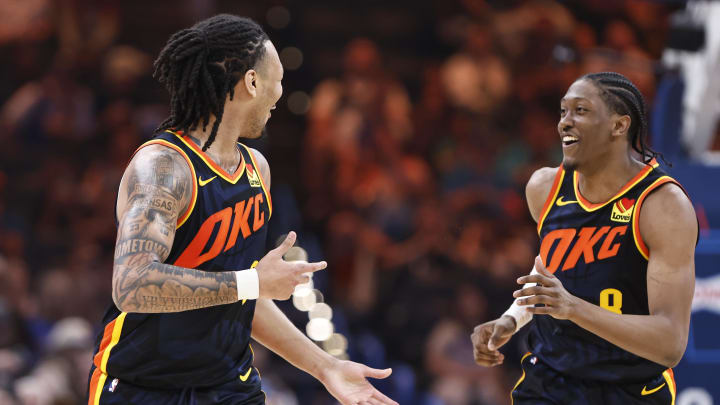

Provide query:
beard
left=246, top=107, right=268, bottom=139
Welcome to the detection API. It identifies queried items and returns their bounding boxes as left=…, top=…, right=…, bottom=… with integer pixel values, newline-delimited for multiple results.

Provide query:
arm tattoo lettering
left=112, top=147, right=238, bottom=313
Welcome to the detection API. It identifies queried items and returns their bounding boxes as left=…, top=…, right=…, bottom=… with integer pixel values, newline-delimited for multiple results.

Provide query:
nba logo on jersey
left=109, top=378, right=119, bottom=392
left=246, top=164, right=262, bottom=187
left=610, top=198, right=635, bottom=223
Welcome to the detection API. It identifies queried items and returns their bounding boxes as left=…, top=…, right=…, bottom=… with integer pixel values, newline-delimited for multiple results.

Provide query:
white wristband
left=235, top=269, right=259, bottom=300
left=502, top=265, right=539, bottom=333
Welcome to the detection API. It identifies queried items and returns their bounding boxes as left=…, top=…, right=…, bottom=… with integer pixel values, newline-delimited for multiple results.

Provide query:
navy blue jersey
left=529, top=159, right=687, bottom=383
left=90, top=130, right=272, bottom=394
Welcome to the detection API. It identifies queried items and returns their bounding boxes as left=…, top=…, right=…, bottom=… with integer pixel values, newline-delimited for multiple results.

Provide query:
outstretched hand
left=514, top=256, right=579, bottom=320
left=320, top=360, right=398, bottom=405
left=256, top=231, right=327, bottom=300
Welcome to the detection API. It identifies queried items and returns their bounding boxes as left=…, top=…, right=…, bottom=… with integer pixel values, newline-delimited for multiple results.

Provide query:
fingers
left=516, top=295, right=556, bottom=307
left=363, top=366, right=392, bottom=379
left=534, top=256, right=552, bottom=276
left=471, top=331, right=503, bottom=365
left=371, top=390, right=399, bottom=405
left=488, top=323, right=511, bottom=351
left=525, top=306, right=553, bottom=315
left=471, top=333, right=497, bottom=355
left=513, top=285, right=555, bottom=298
left=517, top=273, right=554, bottom=286
left=272, top=231, right=297, bottom=256
left=474, top=349, right=504, bottom=366
left=517, top=256, right=556, bottom=285
left=294, top=260, right=327, bottom=274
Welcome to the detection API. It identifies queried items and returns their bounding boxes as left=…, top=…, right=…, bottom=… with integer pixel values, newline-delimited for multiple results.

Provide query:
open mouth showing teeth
left=562, top=136, right=579, bottom=146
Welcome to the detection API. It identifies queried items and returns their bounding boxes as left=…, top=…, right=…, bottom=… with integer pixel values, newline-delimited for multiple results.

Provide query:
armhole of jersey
left=130, top=140, right=198, bottom=229
left=631, top=176, right=681, bottom=260
left=536, top=166, right=565, bottom=235
left=239, top=144, right=273, bottom=219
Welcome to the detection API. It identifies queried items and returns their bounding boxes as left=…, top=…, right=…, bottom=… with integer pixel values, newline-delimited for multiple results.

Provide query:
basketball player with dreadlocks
left=87, top=15, right=397, bottom=405
left=471, top=72, right=697, bottom=404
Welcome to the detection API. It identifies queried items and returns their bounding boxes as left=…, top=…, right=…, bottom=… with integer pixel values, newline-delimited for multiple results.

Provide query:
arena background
left=0, top=1, right=719, bottom=404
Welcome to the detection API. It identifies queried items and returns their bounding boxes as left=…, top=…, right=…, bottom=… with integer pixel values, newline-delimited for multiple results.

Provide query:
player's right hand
left=255, top=231, right=327, bottom=300
left=471, top=315, right=516, bottom=367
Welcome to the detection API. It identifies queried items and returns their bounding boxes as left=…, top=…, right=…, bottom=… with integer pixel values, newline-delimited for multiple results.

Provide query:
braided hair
left=153, top=14, right=269, bottom=151
left=580, top=72, right=667, bottom=165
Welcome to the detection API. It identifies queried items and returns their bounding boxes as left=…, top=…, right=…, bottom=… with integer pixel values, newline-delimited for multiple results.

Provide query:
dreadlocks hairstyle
left=580, top=72, right=668, bottom=166
left=153, top=14, right=269, bottom=151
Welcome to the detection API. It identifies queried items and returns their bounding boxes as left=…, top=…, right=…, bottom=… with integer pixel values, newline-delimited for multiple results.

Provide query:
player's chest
left=193, top=178, right=269, bottom=240
left=539, top=200, right=639, bottom=276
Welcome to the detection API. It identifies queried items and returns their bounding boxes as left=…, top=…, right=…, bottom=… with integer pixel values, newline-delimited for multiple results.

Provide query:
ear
left=242, top=69, right=258, bottom=98
left=611, top=114, right=631, bottom=139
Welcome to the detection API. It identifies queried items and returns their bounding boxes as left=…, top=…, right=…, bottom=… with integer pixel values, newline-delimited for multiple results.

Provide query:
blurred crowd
left=0, top=0, right=677, bottom=404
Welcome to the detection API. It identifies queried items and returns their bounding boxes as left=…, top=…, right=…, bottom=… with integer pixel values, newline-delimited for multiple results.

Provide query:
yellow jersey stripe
left=240, top=144, right=273, bottom=219
left=537, top=168, right=565, bottom=235
left=573, top=159, right=659, bottom=212
left=662, top=370, right=676, bottom=405
left=632, top=176, right=675, bottom=260
left=169, top=131, right=247, bottom=184
left=100, top=312, right=127, bottom=373
left=511, top=352, right=533, bottom=405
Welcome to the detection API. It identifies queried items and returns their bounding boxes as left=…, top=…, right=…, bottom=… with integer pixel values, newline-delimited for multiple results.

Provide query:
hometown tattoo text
left=112, top=147, right=239, bottom=313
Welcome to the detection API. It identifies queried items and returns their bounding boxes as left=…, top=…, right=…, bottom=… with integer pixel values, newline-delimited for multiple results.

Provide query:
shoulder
left=639, top=182, right=697, bottom=251
left=248, top=147, right=269, bottom=170
left=119, top=142, right=194, bottom=210
left=526, top=166, right=561, bottom=222
left=640, top=182, right=697, bottom=232
left=129, top=143, right=192, bottom=174
left=526, top=167, right=559, bottom=195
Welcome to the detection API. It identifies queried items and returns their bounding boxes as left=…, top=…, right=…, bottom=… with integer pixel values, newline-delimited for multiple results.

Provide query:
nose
left=558, top=113, right=573, bottom=133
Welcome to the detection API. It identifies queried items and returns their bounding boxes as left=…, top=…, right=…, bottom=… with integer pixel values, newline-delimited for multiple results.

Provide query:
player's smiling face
left=558, top=79, right=617, bottom=171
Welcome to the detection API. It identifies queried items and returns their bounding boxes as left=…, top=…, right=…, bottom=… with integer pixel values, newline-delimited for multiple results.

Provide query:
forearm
left=251, top=298, right=337, bottom=380
left=113, top=260, right=239, bottom=313
left=570, top=299, right=684, bottom=367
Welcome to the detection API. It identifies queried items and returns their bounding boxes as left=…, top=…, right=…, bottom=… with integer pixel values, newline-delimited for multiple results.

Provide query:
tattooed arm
left=112, top=145, right=240, bottom=313
left=112, top=145, right=326, bottom=313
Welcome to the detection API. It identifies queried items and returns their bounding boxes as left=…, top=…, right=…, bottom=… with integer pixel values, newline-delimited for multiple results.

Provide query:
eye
left=559, top=107, right=566, bottom=116
left=576, top=107, right=588, bottom=113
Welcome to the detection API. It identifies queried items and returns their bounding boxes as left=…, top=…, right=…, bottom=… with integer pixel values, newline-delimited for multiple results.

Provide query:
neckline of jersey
left=166, top=130, right=246, bottom=184
left=573, top=158, right=659, bottom=212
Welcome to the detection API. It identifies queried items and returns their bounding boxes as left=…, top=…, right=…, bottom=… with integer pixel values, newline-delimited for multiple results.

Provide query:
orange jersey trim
left=240, top=143, right=273, bottom=218
left=87, top=367, right=105, bottom=405
left=574, top=159, right=659, bottom=212
left=166, top=130, right=247, bottom=184
left=132, top=139, right=198, bottom=228
left=632, top=176, right=676, bottom=260
left=94, top=312, right=127, bottom=373
left=537, top=167, right=565, bottom=235
left=662, top=369, right=676, bottom=405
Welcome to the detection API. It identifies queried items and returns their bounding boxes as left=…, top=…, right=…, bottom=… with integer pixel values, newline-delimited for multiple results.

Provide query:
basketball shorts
left=86, top=365, right=266, bottom=405
left=511, top=353, right=676, bottom=405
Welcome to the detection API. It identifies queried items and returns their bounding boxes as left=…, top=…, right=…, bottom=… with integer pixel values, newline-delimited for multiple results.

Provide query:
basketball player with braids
left=471, top=72, right=697, bottom=404
left=87, top=15, right=397, bottom=405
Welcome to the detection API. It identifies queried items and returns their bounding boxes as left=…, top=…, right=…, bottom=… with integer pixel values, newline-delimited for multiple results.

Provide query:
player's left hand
left=319, top=360, right=398, bottom=405
left=513, top=256, right=580, bottom=320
